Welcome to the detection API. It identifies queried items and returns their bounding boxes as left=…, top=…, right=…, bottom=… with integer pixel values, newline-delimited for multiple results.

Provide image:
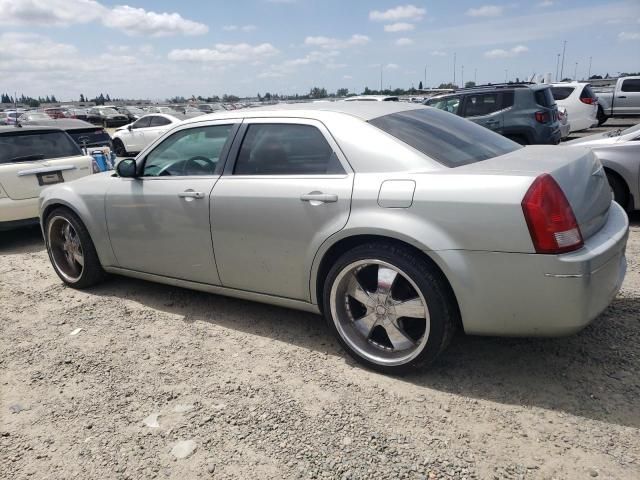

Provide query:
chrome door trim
left=18, top=165, right=77, bottom=176
left=104, top=266, right=322, bottom=314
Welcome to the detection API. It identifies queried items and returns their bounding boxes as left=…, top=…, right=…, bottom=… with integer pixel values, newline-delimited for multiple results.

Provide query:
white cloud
left=538, top=1, right=554, bottom=6
left=168, top=43, right=279, bottom=63
left=484, top=44, right=529, bottom=58
left=370, top=5, right=426, bottom=22
left=223, top=24, right=257, bottom=32
left=343, top=75, right=353, bottom=80
left=384, top=22, right=415, bottom=32
left=395, top=37, right=414, bottom=46
left=0, top=0, right=208, bottom=37
left=618, top=31, right=640, bottom=40
left=430, top=50, right=447, bottom=56
left=386, top=63, right=399, bottom=69
left=466, top=5, right=504, bottom=17
left=304, top=34, right=370, bottom=49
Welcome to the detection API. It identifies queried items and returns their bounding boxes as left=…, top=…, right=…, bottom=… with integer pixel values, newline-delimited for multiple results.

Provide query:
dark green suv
left=424, top=83, right=561, bottom=145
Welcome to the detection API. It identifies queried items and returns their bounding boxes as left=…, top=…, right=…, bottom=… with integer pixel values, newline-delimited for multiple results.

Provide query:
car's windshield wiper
left=7, top=154, right=45, bottom=162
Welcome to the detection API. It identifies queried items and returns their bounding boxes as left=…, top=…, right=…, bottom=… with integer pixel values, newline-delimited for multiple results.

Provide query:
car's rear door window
left=551, top=87, right=575, bottom=100
left=621, top=79, right=640, bottom=92
left=149, top=116, right=172, bottom=127
left=132, top=117, right=152, bottom=129
left=233, top=124, right=344, bottom=175
left=461, top=93, right=501, bottom=117
left=580, top=85, right=597, bottom=100
left=0, top=131, right=82, bottom=164
left=369, top=107, right=521, bottom=167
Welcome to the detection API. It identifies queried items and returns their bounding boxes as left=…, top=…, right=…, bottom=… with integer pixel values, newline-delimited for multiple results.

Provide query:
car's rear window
left=67, top=128, right=111, bottom=147
left=0, top=130, right=82, bottom=164
left=534, top=87, right=556, bottom=107
left=580, top=85, right=596, bottom=100
left=551, top=86, right=575, bottom=100
left=369, top=107, right=522, bottom=168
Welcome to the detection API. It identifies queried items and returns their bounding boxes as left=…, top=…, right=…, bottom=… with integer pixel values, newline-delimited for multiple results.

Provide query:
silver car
left=565, top=123, right=640, bottom=211
left=39, top=103, right=629, bottom=372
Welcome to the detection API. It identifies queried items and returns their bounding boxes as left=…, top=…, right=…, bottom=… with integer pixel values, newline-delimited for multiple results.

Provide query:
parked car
left=197, top=103, right=224, bottom=114
left=594, top=76, right=640, bottom=125
left=550, top=82, right=598, bottom=133
left=64, top=108, right=89, bottom=121
left=425, top=83, right=561, bottom=145
left=1, top=110, right=25, bottom=125
left=18, top=112, right=52, bottom=123
left=558, top=107, right=571, bottom=140
left=344, top=95, right=400, bottom=102
left=86, top=106, right=129, bottom=127
left=39, top=103, right=628, bottom=372
left=115, top=106, right=146, bottom=123
left=1, top=126, right=92, bottom=230
left=111, top=113, right=185, bottom=156
left=44, top=107, right=66, bottom=119
left=564, top=123, right=640, bottom=211
left=147, top=106, right=181, bottom=115
left=19, top=118, right=112, bottom=151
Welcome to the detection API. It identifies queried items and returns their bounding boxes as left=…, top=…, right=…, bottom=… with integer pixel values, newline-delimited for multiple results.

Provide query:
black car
left=86, top=107, right=129, bottom=127
left=115, top=106, right=146, bottom=122
left=18, top=119, right=112, bottom=151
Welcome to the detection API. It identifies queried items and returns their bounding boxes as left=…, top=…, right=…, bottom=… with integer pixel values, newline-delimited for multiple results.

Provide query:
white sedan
left=111, top=114, right=185, bottom=156
left=550, top=82, right=598, bottom=133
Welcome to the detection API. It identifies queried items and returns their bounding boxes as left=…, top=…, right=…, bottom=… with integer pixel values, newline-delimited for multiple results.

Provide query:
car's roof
left=182, top=101, right=424, bottom=124
left=0, top=125, right=64, bottom=134
left=344, top=95, right=400, bottom=101
left=21, top=119, right=96, bottom=129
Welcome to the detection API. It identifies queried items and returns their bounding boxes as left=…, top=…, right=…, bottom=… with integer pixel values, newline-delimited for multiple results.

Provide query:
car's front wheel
left=45, top=208, right=106, bottom=288
left=112, top=138, right=128, bottom=157
left=323, top=242, right=457, bottom=373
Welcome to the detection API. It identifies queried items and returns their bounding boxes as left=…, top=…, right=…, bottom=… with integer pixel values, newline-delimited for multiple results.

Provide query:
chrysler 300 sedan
left=39, top=103, right=629, bottom=372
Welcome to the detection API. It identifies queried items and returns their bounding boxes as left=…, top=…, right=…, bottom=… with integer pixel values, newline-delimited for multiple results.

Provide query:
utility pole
left=574, top=62, right=578, bottom=80
left=424, top=64, right=427, bottom=89
left=474, top=68, right=477, bottom=85
left=380, top=64, right=383, bottom=92
left=453, top=52, right=456, bottom=86
left=555, top=53, right=560, bottom=81
left=588, top=56, right=592, bottom=79
left=505, top=69, right=508, bottom=83
left=560, top=40, right=567, bottom=80
left=461, top=65, right=464, bottom=88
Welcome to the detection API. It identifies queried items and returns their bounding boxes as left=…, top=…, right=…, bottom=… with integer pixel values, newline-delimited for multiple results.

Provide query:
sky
left=0, top=0, right=639, bottom=100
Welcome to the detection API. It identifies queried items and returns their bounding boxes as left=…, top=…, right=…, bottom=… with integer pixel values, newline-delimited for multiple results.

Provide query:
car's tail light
left=580, top=97, right=596, bottom=105
left=521, top=174, right=583, bottom=254
left=535, top=111, right=550, bottom=123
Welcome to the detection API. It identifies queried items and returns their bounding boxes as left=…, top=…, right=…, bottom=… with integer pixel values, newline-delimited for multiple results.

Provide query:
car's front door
left=105, top=121, right=239, bottom=284
left=461, top=92, right=504, bottom=132
left=143, top=115, right=173, bottom=148
left=210, top=119, right=354, bottom=301
left=616, top=78, right=640, bottom=115
left=125, top=116, right=151, bottom=152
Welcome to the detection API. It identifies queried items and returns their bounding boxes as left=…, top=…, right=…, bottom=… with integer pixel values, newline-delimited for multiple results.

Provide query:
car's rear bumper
left=0, top=197, right=39, bottom=224
left=435, top=202, right=629, bottom=336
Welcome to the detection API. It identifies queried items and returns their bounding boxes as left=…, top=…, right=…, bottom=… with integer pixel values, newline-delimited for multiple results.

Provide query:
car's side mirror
left=127, top=125, right=132, bottom=131
left=116, top=158, right=137, bottom=178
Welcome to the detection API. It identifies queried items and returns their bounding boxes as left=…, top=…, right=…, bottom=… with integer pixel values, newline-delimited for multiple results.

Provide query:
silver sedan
left=39, top=103, right=629, bottom=372
left=565, top=123, right=640, bottom=211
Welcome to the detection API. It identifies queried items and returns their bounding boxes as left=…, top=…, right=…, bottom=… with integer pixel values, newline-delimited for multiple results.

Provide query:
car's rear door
left=143, top=115, right=173, bottom=147
left=124, top=116, right=151, bottom=152
left=460, top=92, right=504, bottom=132
left=210, top=118, right=354, bottom=301
left=105, top=120, right=239, bottom=284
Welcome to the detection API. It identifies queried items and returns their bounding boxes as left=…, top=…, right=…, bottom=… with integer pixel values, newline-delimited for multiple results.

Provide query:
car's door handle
left=300, top=192, right=338, bottom=203
left=617, top=96, right=626, bottom=99
left=178, top=191, right=205, bottom=199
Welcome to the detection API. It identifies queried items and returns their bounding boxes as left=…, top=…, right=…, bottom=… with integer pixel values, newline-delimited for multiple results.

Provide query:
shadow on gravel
left=0, top=225, right=44, bottom=254
left=89, top=273, right=640, bottom=429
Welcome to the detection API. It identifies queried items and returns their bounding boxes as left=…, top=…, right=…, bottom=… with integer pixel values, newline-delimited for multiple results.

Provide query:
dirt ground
left=1, top=211, right=639, bottom=480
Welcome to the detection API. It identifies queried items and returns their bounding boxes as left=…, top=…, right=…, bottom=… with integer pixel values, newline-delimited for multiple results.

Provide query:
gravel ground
left=1, top=213, right=639, bottom=480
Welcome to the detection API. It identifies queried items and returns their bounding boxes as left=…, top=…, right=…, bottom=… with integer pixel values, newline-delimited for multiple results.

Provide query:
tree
left=418, top=81, right=423, bottom=90
left=79, top=94, right=85, bottom=102
left=464, top=81, right=476, bottom=88
left=309, top=87, right=328, bottom=99
left=336, top=88, right=349, bottom=97
left=437, top=83, right=458, bottom=89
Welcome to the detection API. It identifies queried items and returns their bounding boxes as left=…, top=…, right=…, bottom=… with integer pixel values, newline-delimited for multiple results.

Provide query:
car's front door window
left=427, top=96, right=461, bottom=115
left=142, top=124, right=233, bottom=177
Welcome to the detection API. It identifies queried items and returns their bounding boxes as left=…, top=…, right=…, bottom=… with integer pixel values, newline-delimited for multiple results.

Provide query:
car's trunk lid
left=459, top=145, right=612, bottom=240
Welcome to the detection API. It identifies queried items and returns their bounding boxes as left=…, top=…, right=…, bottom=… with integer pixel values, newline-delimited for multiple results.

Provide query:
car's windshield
left=100, top=108, right=118, bottom=115
left=0, top=131, right=82, bottom=164
left=369, top=107, right=522, bottom=167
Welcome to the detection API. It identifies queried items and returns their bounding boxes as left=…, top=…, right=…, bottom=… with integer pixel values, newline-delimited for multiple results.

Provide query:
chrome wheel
left=48, top=216, right=84, bottom=283
left=330, top=259, right=430, bottom=367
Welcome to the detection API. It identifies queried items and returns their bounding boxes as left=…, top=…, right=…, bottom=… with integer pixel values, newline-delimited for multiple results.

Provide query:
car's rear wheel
left=323, top=242, right=457, bottom=373
left=46, top=208, right=105, bottom=288
left=112, top=138, right=128, bottom=157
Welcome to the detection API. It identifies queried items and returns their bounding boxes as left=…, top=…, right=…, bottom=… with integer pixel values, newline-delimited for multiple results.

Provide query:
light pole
left=453, top=52, right=457, bottom=86
left=380, top=64, right=383, bottom=92
left=461, top=65, right=464, bottom=88
left=474, top=68, right=477, bottom=85
left=588, top=56, right=592, bottom=79
left=560, top=40, right=567, bottom=80
left=504, top=69, right=508, bottom=83
left=555, top=53, right=560, bottom=81
left=424, top=64, right=427, bottom=89
left=574, top=62, right=578, bottom=80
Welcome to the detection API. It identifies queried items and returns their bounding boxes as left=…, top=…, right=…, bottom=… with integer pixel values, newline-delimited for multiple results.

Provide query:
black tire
left=606, top=172, right=629, bottom=210
left=597, top=107, right=608, bottom=126
left=112, top=138, right=128, bottom=157
left=506, top=134, right=529, bottom=145
left=45, top=207, right=106, bottom=289
left=323, top=242, right=458, bottom=374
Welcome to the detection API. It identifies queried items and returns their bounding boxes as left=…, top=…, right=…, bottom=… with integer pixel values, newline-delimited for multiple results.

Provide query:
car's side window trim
left=136, top=121, right=242, bottom=179
left=222, top=118, right=352, bottom=177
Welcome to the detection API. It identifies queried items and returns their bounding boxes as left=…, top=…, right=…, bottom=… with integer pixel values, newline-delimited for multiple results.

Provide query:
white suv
left=0, top=126, right=92, bottom=230
left=550, top=82, right=598, bottom=133
left=111, top=113, right=184, bottom=157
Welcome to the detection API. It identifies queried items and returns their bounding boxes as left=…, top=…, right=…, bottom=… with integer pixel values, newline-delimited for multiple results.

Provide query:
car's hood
left=563, top=131, right=620, bottom=147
